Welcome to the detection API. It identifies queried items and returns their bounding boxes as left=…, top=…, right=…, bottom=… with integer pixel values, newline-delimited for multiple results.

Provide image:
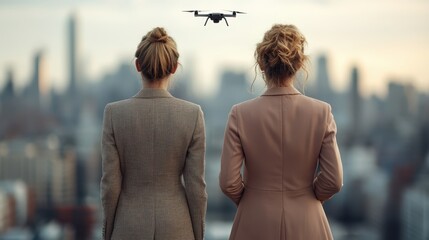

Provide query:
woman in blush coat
left=220, top=24, right=343, bottom=240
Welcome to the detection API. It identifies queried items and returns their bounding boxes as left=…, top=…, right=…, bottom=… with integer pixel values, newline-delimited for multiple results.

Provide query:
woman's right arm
left=219, top=105, right=245, bottom=206
left=100, top=104, right=122, bottom=240
left=313, top=105, right=343, bottom=202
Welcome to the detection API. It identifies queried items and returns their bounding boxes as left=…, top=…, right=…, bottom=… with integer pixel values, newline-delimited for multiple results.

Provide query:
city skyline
left=0, top=0, right=428, bottom=97
left=1, top=13, right=428, bottom=237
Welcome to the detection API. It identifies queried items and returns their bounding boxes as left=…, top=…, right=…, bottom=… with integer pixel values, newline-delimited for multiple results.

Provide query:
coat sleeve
left=313, top=104, right=343, bottom=202
left=183, top=107, right=208, bottom=240
left=100, top=104, right=122, bottom=240
left=219, top=105, right=245, bottom=206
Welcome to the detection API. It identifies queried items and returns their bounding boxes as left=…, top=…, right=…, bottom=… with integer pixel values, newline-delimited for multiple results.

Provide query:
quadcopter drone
left=183, top=10, right=245, bottom=26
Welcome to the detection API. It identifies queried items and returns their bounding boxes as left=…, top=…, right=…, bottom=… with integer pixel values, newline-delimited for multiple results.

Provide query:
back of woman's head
left=135, top=27, right=179, bottom=81
left=255, top=24, right=308, bottom=86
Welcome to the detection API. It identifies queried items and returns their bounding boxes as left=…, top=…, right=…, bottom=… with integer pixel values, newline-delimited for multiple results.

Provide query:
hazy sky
left=0, top=0, right=428, bottom=97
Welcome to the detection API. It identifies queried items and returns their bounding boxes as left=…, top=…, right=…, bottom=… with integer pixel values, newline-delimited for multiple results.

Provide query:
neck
left=143, top=77, right=169, bottom=90
left=264, top=76, right=294, bottom=89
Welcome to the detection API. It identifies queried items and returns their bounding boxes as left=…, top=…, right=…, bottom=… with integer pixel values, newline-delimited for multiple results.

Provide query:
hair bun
left=148, top=27, right=168, bottom=43
left=255, top=24, right=308, bottom=85
left=135, top=27, right=179, bottom=81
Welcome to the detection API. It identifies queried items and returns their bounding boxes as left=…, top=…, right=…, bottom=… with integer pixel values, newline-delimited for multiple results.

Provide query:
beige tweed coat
left=101, top=88, right=207, bottom=240
left=220, top=86, right=343, bottom=240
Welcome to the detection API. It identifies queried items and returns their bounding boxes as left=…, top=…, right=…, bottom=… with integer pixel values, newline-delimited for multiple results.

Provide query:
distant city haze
left=1, top=2, right=429, bottom=238
left=0, top=0, right=428, bottom=97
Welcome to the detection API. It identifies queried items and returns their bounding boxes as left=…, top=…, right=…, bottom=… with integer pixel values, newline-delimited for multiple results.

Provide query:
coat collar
left=261, top=86, right=301, bottom=96
left=132, top=88, right=173, bottom=99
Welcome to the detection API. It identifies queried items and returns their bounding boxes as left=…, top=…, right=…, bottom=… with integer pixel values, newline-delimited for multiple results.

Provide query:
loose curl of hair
left=255, top=24, right=309, bottom=87
left=135, top=27, right=179, bottom=81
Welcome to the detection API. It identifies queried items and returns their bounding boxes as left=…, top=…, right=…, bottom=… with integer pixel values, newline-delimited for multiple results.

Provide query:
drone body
left=184, top=10, right=245, bottom=26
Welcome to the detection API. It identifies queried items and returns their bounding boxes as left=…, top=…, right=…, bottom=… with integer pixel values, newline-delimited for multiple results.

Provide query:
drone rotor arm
left=222, top=13, right=236, bottom=18
left=195, top=13, right=210, bottom=17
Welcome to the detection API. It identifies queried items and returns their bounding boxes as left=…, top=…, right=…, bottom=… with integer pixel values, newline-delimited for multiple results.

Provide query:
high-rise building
left=29, top=55, right=40, bottom=100
left=315, top=54, right=333, bottom=102
left=68, top=13, right=78, bottom=97
left=0, top=189, right=13, bottom=232
left=36, top=51, right=49, bottom=109
left=0, top=69, right=15, bottom=113
left=402, top=156, right=429, bottom=240
left=2, top=69, right=15, bottom=99
left=386, top=81, right=417, bottom=121
left=27, top=51, right=45, bottom=105
left=64, top=13, right=80, bottom=126
left=350, top=66, right=361, bottom=141
left=0, top=181, right=29, bottom=226
left=20, top=50, right=48, bottom=110
left=0, top=138, right=76, bottom=207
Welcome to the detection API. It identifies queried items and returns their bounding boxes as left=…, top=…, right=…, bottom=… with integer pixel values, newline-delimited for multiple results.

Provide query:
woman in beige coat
left=220, top=24, right=343, bottom=240
left=101, top=27, right=207, bottom=240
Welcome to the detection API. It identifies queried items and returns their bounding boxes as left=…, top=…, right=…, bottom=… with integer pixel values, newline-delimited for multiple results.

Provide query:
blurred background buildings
left=1, top=6, right=429, bottom=240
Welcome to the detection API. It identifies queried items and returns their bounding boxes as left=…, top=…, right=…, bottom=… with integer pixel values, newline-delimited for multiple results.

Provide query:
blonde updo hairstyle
left=135, top=27, right=179, bottom=82
left=255, top=24, right=308, bottom=87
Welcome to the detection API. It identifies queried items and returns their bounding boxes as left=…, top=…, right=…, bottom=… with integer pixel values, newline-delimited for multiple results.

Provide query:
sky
left=0, top=0, right=428, bottom=97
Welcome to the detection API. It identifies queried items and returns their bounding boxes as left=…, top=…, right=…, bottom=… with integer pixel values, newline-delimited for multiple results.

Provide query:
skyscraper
left=2, top=69, right=15, bottom=99
left=65, top=13, right=80, bottom=126
left=68, top=13, right=78, bottom=97
left=402, top=156, right=429, bottom=240
left=1, top=69, right=15, bottom=112
left=315, top=54, right=333, bottom=102
left=387, top=82, right=404, bottom=118
left=36, top=51, right=49, bottom=109
left=350, top=66, right=361, bottom=141
left=25, top=51, right=46, bottom=108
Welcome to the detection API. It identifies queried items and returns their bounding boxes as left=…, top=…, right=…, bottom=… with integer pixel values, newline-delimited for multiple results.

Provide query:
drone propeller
left=183, top=10, right=210, bottom=13
left=183, top=10, right=198, bottom=13
left=183, top=10, right=211, bottom=17
left=224, top=10, right=246, bottom=14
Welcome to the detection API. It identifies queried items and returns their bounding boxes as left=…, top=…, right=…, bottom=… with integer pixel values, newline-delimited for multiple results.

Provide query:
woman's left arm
left=183, top=107, right=208, bottom=240
left=100, top=104, right=122, bottom=240
left=313, top=104, right=343, bottom=202
left=219, top=105, right=245, bottom=206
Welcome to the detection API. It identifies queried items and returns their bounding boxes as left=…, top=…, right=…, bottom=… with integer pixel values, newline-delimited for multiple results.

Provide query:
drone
left=183, top=10, right=245, bottom=26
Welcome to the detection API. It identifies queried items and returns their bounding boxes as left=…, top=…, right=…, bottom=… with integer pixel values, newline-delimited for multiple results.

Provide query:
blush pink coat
left=220, top=86, right=343, bottom=240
